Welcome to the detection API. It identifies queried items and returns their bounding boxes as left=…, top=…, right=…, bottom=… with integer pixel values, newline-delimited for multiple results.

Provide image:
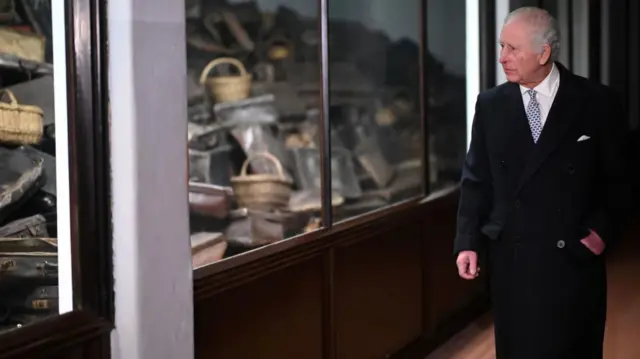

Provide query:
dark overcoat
left=454, top=62, right=633, bottom=359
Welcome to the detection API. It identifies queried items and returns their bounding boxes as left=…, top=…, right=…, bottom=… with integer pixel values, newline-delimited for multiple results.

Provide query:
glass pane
left=0, top=0, right=71, bottom=332
left=328, top=0, right=424, bottom=222
left=426, top=0, right=467, bottom=191
left=185, top=0, right=323, bottom=267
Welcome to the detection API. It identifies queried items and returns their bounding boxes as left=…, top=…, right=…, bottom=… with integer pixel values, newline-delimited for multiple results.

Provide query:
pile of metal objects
left=0, top=0, right=58, bottom=332
left=185, top=0, right=466, bottom=266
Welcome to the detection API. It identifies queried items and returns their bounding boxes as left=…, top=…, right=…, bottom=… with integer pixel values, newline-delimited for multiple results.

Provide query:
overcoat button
left=515, top=200, right=521, bottom=208
left=557, top=240, right=565, bottom=248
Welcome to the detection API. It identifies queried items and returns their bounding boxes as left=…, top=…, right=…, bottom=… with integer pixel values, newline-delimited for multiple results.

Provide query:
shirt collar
left=520, top=63, right=559, bottom=97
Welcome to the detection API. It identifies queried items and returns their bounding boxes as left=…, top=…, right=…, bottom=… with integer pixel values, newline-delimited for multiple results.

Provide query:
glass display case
left=184, top=0, right=467, bottom=268
left=0, top=0, right=111, bottom=355
left=185, top=0, right=325, bottom=266
left=425, top=0, right=468, bottom=191
left=0, top=0, right=68, bottom=332
left=327, top=0, right=424, bottom=222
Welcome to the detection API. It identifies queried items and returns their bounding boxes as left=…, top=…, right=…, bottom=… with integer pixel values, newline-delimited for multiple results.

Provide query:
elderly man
left=454, top=6, right=632, bottom=359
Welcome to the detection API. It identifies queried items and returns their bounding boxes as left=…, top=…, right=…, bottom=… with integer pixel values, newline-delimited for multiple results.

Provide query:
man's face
left=499, top=19, right=549, bottom=84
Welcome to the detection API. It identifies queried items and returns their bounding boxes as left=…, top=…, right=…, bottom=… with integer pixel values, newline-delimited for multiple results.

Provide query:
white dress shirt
left=520, top=64, right=560, bottom=128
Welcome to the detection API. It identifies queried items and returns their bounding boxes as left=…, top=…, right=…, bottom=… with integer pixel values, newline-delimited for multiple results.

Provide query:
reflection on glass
left=426, top=0, right=467, bottom=191
left=185, top=0, right=323, bottom=267
left=328, top=1, right=424, bottom=222
left=0, top=0, right=61, bottom=332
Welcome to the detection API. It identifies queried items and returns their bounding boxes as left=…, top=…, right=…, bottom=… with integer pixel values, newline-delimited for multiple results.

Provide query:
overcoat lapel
left=515, top=63, right=586, bottom=194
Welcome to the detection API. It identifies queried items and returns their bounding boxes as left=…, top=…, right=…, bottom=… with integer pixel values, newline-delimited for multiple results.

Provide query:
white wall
left=495, top=0, right=509, bottom=85
left=466, top=0, right=480, bottom=149
left=109, top=0, right=194, bottom=358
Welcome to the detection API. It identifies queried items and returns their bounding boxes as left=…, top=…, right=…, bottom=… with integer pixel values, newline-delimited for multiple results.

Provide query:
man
left=454, top=7, right=632, bottom=359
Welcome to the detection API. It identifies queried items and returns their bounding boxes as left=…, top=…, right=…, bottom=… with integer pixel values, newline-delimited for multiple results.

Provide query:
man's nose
left=498, top=50, right=507, bottom=63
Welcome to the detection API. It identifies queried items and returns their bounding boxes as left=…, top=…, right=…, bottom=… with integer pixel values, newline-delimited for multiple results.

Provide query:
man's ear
left=539, top=44, right=552, bottom=65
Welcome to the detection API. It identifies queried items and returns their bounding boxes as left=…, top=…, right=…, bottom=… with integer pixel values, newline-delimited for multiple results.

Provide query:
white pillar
left=108, top=0, right=194, bottom=358
left=495, top=0, right=509, bottom=85
left=466, top=0, right=481, bottom=150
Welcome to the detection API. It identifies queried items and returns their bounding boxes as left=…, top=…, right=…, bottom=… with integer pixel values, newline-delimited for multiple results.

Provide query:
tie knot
left=527, top=89, right=537, bottom=99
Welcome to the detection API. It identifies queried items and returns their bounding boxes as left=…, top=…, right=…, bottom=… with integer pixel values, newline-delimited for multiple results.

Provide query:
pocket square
left=577, top=135, right=591, bottom=142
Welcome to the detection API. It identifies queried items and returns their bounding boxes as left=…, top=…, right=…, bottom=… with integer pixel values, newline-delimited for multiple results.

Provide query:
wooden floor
left=426, top=224, right=640, bottom=359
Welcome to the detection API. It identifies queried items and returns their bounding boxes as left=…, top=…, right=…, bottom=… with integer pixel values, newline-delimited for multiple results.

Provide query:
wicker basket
left=0, top=89, right=44, bottom=145
left=266, top=35, right=294, bottom=61
left=231, top=152, right=292, bottom=211
left=199, top=57, right=252, bottom=103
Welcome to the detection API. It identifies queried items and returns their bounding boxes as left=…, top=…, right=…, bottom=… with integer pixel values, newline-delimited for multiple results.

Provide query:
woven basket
left=0, top=89, right=44, bottom=145
left=199, top=57, right=252, bottom=103
left=231, top=152, right=292, bottom=211
left=266, top=35, right=294, bottom=61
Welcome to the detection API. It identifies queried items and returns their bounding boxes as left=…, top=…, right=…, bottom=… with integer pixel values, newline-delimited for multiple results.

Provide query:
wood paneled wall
left=196, top=257, right=325, bottom=359
left=194, top=188, right=488, bottom=359
left=333, top=218, right=423, bottom=359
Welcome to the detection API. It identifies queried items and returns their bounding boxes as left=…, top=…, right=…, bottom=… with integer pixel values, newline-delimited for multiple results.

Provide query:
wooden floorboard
left=602, top=223, right=640, bottom=359
left=425, top=223, right=640, bottom=359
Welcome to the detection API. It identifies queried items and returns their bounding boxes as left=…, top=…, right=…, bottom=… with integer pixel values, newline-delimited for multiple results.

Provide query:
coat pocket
left=563, top=227, right=599, bottom=262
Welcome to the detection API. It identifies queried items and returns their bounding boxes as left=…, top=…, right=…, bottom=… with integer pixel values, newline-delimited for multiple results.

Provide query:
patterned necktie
left=526, top=89, right=542, bottom=143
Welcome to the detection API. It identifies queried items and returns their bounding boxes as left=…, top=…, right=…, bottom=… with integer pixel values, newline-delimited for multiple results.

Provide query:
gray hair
left=505, top=7, right=560, bottom=61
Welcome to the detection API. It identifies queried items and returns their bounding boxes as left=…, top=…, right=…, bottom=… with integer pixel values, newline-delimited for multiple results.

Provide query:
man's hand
left=580, top=229, right=606, bottom=255
left=456, top=250, right=480, bottom=280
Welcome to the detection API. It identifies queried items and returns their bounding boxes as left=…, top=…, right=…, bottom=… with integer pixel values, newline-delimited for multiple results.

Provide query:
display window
left=426, top=0, right=469, bottom=191
left=0, top=0, right=72, bottom=332
left=0, top=0, right=111, bottom=343
left=327, top=1, right=424, bottom=223
left=185, top=0, right=468, bottom=268
left=186, top=0, right=325, bottom=267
